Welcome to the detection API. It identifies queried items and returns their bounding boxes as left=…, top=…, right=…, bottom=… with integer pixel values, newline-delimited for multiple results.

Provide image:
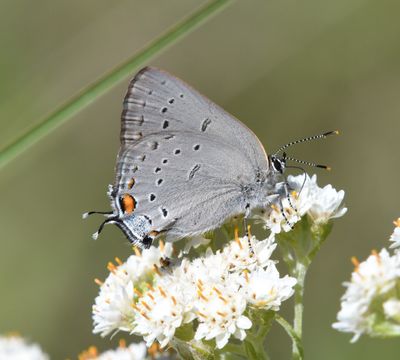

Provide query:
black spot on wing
left=201, top=118, right=211, bottom=132
left=188, top=164, right=201, bottom=180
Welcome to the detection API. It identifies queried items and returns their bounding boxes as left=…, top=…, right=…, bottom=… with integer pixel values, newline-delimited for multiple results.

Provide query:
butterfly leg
left=279, top=199, right=295, bottom=230
left=283, top=181, right=297, bottom=213
left=243, top=204, right=254, bottom=254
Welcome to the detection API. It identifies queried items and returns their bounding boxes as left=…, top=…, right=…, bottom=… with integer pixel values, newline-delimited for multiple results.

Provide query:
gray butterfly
left=84, top=67, right=335, bottom=248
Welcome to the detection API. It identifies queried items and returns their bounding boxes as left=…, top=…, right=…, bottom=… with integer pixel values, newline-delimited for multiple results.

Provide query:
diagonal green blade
left=0, top=0, right=234, bottom=169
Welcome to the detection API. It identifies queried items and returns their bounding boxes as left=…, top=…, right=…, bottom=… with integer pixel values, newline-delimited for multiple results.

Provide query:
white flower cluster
left=93, top=235, right=296, bottom=349
left=0, top=335, right=49, bottom=360
left=93, top=243, right=174, bottom=337
left=263, top=174, right=347, bottom=233
left=333, top=244, right=400, bottom=341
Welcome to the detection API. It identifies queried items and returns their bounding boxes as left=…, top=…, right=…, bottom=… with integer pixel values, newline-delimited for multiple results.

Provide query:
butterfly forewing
left=114, top=67, right=270, bottom=241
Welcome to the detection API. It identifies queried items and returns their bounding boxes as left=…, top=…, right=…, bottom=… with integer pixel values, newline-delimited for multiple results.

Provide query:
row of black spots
left=188, top=164, right=201, bottom=180
left=201, top=118, right=211, bottom=132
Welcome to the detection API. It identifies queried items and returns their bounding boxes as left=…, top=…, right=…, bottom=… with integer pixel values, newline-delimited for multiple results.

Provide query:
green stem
left=0, top=0, right=234, bottom=169
left=275, top=314, right=303, bottom=359
left=219, top=343, right=247, bottom=357
left=244, top=335, right=270, bottom=360
left=292, top=262, right=307, bottom=360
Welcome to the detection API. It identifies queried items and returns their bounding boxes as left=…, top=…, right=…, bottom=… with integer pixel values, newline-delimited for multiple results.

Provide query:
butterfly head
left=269, top=152, right=287, bottom=174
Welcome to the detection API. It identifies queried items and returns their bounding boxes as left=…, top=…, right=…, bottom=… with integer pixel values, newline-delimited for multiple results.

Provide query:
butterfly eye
left=273, top=159, right=283, bottom=173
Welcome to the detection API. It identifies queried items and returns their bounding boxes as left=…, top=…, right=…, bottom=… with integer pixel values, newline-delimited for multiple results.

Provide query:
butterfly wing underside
left=114, top=67, right=270, bottom=240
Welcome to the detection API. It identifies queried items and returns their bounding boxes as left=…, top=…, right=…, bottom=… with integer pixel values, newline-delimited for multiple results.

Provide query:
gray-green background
left=1, top=0, right=399, bottom=358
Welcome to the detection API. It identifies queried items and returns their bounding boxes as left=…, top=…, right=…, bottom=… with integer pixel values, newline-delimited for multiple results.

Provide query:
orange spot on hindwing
left=121, top=194, right=136, bottom=214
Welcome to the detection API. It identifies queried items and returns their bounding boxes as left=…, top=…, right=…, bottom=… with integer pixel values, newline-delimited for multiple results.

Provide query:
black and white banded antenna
left=273, top=130, right=339, bottom=156
left=285, top=155, right=331, bottom=171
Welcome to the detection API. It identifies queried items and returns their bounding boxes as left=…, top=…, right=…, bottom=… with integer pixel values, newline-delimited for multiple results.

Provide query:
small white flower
left=0, top=335, right=49, bottom=360
left=194, top=279, right=252, bottom=349
left=389, top=218, right=400, bottom=249
left=306, top=185, right=347, bottom=225
left=383, top=299, right=400, bottom=322
left=223, top=234, right=276, bottom=271
left=93, top=243, right=173, bottom=337
left=263, top=174, right=347, bottom=233
left=333, top=249, right=400, bottom=341
left=132, top=280, right=191, bottom=348
left=243, top=266, right=297, bottom=310
left=97, top=342, right=147, bottom=360
left=184, top=247, right=230, bottom=287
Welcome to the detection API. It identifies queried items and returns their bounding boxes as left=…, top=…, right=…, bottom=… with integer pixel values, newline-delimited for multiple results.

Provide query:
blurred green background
left=1, top=0, right=400, bottom=358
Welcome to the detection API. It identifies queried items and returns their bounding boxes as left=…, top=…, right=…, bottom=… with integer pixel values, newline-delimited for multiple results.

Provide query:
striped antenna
left=273, top=130, right=339, bottom=155
left=285, top=156, right=331, bottom=171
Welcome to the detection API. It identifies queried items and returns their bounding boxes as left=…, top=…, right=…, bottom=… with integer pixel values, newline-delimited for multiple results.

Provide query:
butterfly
left=84, top=67, right=336, bottom=248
